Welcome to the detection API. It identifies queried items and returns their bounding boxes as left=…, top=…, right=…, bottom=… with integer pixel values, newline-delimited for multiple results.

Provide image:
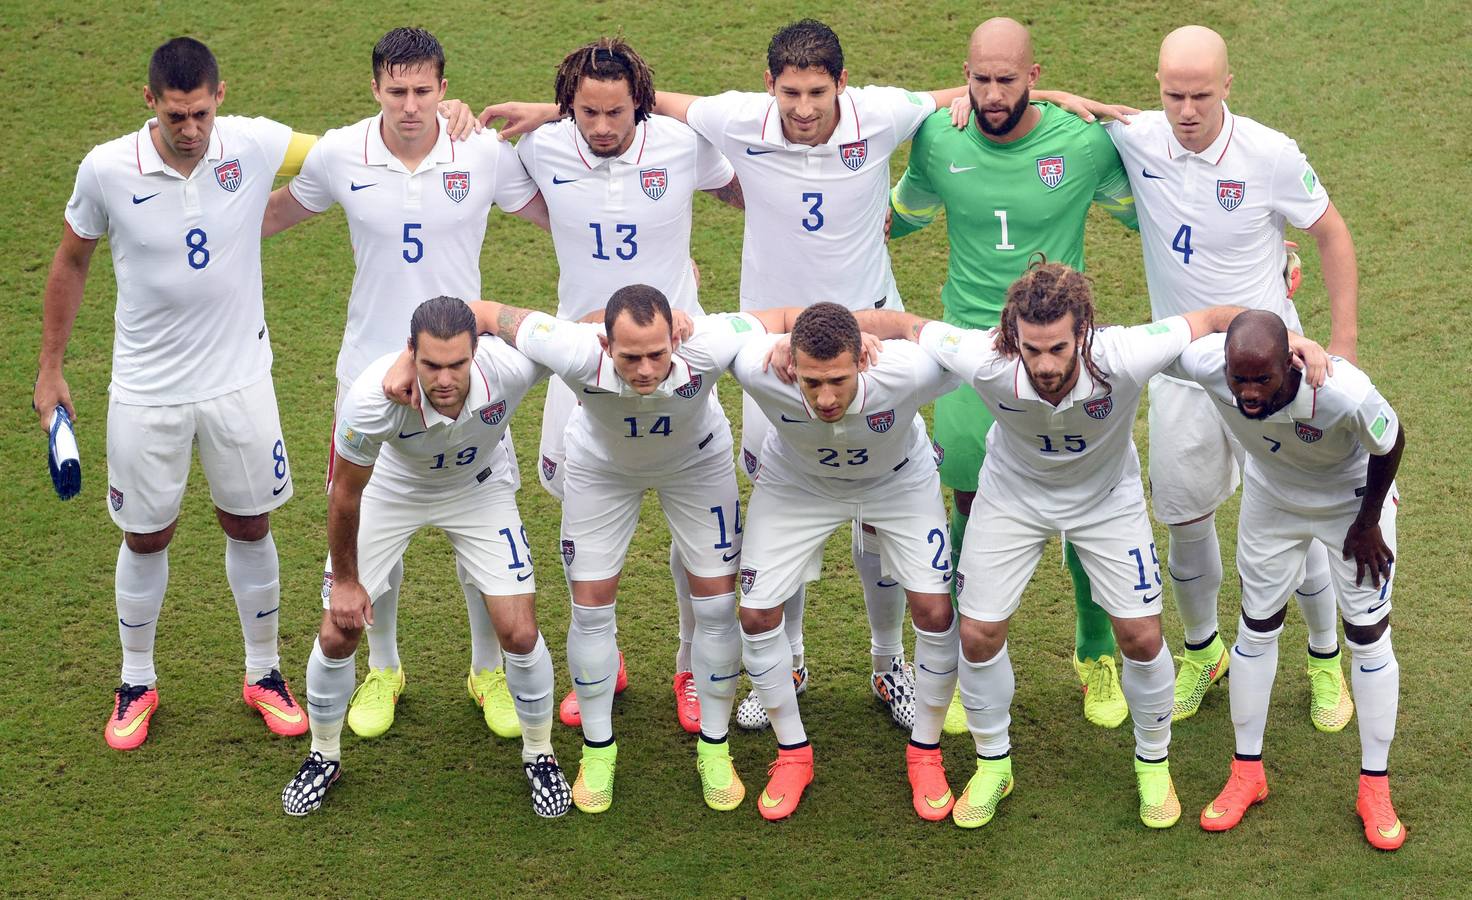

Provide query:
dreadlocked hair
left=994, top=256, right=1112, bottom=394
left=554, top=36, right=655, bottom=123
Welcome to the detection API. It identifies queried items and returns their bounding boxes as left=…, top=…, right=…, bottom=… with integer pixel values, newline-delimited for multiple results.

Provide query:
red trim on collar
left=634, top=122, right=647, bottom=164
left=761, top=99, right=775, bottom=141
left=1212, top=115, right=1235, bottom=165
left=135, top=131, right=143, bottom=174
left=1013, top=359, right=1023, bottom=398
left=573, top=127, right=593, bottom=170
left=363, top=123, right=370, bottom=165
left=474, top=360, right=489, bottom=399
left=846, top=92, right=861, bottom=140
left=1310, top=386, right=1318, bottom=418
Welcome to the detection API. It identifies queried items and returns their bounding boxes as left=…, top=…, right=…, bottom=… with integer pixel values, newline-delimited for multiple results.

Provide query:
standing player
left=889, top=17, right=1141, bottom=732
left=501, top=37, right=742, bottom=733
left=261, top=28, right=549, bottom=742
left=33, top=38, right=320, bottom=749
left=1099, top=26, right=1362, bottom=723
left=281, top=297, right=569, bottom=818
left=856, top=263, right=1328, bottom=829
left=1168, top=312, right=1405, bottom=850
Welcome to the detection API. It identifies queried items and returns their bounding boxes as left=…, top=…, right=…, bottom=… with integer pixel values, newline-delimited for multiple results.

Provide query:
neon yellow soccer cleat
left=1074, top=655, right=1129, bottom=729
left=346, top=666, right=405, bottom=738
left=1305, top=651, right=1355, bottom=733
left=1136, top=757, right=1182, bottom=829
left=952, top=756, right=1013, bottom=829
left=468, top=667, right=522, bottom=739
left=572, top=741, right=618, bottom=814
left=695, top=738, right=745, bottom=811
left=943, top=688, right=968, bottom=736
left=1173, top=636, right=1229, bottom=721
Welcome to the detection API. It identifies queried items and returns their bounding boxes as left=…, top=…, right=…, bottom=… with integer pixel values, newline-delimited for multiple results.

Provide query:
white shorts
left=956, top=480, right=1163, bottom=622
left=560, top=447, right=741, bottom=582
left=1237, top=486, right=1399, bottom=627
left=738, top=456, right=949, bottom=609
left=537, top=376, right=577, bottom=499
left=1147, top=375, right=1244, bottom=523
left=106, top=376, right=292, bottom=532
left=340, top=479, right=536, bottom=604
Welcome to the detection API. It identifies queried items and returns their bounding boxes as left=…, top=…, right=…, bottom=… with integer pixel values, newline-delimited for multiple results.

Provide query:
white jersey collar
left=1011, top=356, right=1099, bottom=410
left=135, top=117, right=224, bottom=178
left=594, top=348, right=693, bottom=398
left=757, top=89, right=862, bottom=151
left=365, top=113, right=456, bottom=174
left=572, top=119, right=648, bottom=170
left=1166, top=104, right=1236, bottom=166
left=418, top=357, right=492, bottom=429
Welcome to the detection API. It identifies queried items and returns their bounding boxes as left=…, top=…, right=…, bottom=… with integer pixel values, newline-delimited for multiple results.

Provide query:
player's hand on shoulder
left=1287, top=333, right=1333, bottom=388
left=33, top=370, right=74, bottom=432
left=1039, top=91, right=1140, bottom=125
left=858, top=332, right=883, bottom=371
left=479, top=102, right=561, bottom=139
left=382, top=349, right=419, bottom=408
left=671, top=310, right=694, bottom=348
left=763, top=335, right=797, bottom=385
left=438, top=99, right=484, bottom=141
left=949, top=97, right=970, bottom=130
left=329, top=579, right=374, bottom=631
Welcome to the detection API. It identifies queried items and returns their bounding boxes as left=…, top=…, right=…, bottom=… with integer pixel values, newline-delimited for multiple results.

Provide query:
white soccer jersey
left=65, top=115, right=293, bottom=405
left=1170, top=335, right=1399, bottom=513
left=514, top=310, right=757, bottom=474
left=1104, top=108, right=1330, bottom=325
left=290, top=114, right=537, bottom=382
left=334, top=338, right=545, bottom=501
left=918, top=318, right=1194, bottom=518
left=516, top=115, right=733, bottom=318
left=685, top=86, right=936, bottom=311
left=732, top=337, right=957, bottom=482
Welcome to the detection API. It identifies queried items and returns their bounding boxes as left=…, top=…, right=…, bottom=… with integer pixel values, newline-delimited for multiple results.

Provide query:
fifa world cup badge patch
left=479, top=400, right=507, bottom=425
left=840, top=140, right=868, bottom=171
left=214, top=159, right=242, bottom=192
left=561, top=540, right=576, bottom=566
left=1295, top=422, right=1323, bottom=443
left=1036, top=156, right=1065, bottom=189
left=740, top=567, right=758, bottom=594
left=1217, top=179, right=1245, bottom=211
left=867, top=409, right=896, bottom=433
left=640, top=168, right=667, bottom=201
left=1084, top=396, right=1113, bottom=420
left=443, top=171, right=470, bottom=203
left=109, top=485, right=124, bottom=511
left=675, top=374, right=702, bottom=398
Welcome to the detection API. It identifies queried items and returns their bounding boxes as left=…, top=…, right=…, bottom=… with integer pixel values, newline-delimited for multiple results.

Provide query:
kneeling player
left=1174, top=312, right=1407, bottom=850
left=282, top=298, right=569, bottom=818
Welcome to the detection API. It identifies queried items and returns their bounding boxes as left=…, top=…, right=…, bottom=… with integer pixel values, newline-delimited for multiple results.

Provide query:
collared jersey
left=1170, top=335, right=1399, bottom=513
left=335, top=339, right=545, bottom=500
left=685, top=85, right=936, bottom=310
left=65, top=115, right=293, bottom=405
left=918, top=317, right=1193, bottom=517
left=290, top=114, right=537, bottom=382
left=516, top=115, right=733, bottom=319
left=514, top=311, right=759, bottom=474
left=1104, top=108, right=1330, bottom=325
left=732, top=337, right=958, bottom=483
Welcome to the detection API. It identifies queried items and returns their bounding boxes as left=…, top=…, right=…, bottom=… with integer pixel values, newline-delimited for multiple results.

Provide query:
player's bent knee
left=909, top=593, right=954, bottom=633
left=1112, top=616, right=1164, bottom=661
left=125, top=521, right=178, bottom=554
left=1344, top=613, right=1390, bottom=646
left=740, top=605, right=783, bottom=635
left=318, top=617, right=361, bottom=658
left=959, top=616, right=1005, bottom=662
left=216, top=508, right=270, bottom=542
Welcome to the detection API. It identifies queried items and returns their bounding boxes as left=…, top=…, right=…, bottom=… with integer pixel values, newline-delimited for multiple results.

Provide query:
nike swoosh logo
left=997, top=403, right=1025, bottom=412
left=398, top=430, right=426, bottom=439
left=110, top=703, right=155, bottom=737
left=255, top=606, right=280, bottom=619
left=131, top=192, right=160, bottom=204
left=1366, top=599, right=1389, bottom=614
left=119, top=618, right=154, bottom=628
left=253, top=700, right=303, bottom=724
left=551, top=175, right=579, bottom=184
left=962, top=704, right=990, bottom=712
left=350, top=182, right=376, bottom=191
left=948, top=163, right=976, bottom=174
left=573, top=674, right=612, bottom=686
left=710, top=672, right=741, bottom=682
left=876, top=579, right=899, bottom=588
left=924, top=790, right=954, bottom=809
left=745, top=148, right=776, bottom=156
left=1141, top=168, right=1166, bottom=180
left=515, top=693, right=550, bottom=703
left=942, top=573, right=954, bottom=583
left=1142, top=592, right=1161, bottom=604
left=1295, top=584, right=1330, bottom=597
left=1156, top=712, right=1170, bottom=722
left=779, top=414, right=804, bottom=423
left=1172, top=573, right=1205, bottom=583
left=1378, top=820, right=1403, bottom=839
left=917, top=664, right=957, bottom=676
left=749, top=663, right=779, bottom=679
left=583, top=387, right=613, bottom=395
left=272, top=482, right=290, bottom=496
left=759, top=790, right=785, bottom=808
left=1203, top=803, right=1228, bottom=820
left=517, top=571, right=534, bottom=582
left=721, top=551, right=740, bottom=563
left=1234, top=645, right=1264, bottom=658
left=1359, top=661, right=1390, bottom=673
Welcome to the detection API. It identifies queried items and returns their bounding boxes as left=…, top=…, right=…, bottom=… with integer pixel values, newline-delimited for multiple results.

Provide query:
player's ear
left=214, top=80, right=227, bottom=108
left=438, top=78, right=448, bottom=97
left=835, top=68, right=848, bottom=93
left=1222, top=72, right=1233, bottom=99
left=598, top=332, right=611, bottom=355
left=764, top=69, right=776, bottom=95
left=1028, top=64, right=1041, bottom=89
left=143, top=85, right=156, bottom=109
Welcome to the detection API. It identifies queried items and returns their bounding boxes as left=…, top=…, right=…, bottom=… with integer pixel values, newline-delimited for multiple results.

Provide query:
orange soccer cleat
left=906, top=744, right=955, bottom=821
left=243, top=670, right=309, bottom=736
left=105, top=683, right=159, bottom=751
left=757, top=744, right=814, bottom=822
left=1201, top=758, right=1269, bottom=832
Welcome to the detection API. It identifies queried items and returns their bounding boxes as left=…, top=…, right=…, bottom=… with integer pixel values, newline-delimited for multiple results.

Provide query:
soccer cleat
left=1200, top=758, right=1269, bottom=832
left=758, top=744, right=814, bottom=821
left=282, top=750, right=342, bottom=816
left=1173, top=636, right=1229, bottom=721
left=1136, top=757, right=1183, bottom=828
left=1305, top=651, right=1355, bottom=733
left=468, top=667, right=522, bottom=739
left=696, top=738, right=746, bottom=811
left=559, top=652, right=629, bottom=728
left=571, top=742, right=618, bottom=814
left=952, top=756, right=1013, bottom=828
left=346, top=666, right=404, bottom=738
left=524, top=753, right=573, bottom=818
left=674, top=670, right=701, bottom=734
left=243, top=669, right=309, bottom=736
left=873, top=657, right=917, bottom=730
left=906, top=744, right=954, bottom=821
left=1074, top=655, right=1129, bottom=729
left=1356, top=774, right=1406, bottom=850
left=105, top=683, right=158, bottom=751
left=735, top=666, right=808, bottom=731
left=943, top=688, right=968, bottom=736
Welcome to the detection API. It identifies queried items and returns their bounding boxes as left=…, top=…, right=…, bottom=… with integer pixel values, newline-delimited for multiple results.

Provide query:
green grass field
left=3, top=1, right=1470, bottom=895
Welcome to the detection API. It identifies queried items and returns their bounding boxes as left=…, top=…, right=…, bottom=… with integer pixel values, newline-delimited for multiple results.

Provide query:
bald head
left=1225, top=310, right=1291, bottom=364
left=1159, top=25, right=1229, bottom=81
left=1224, top=311, right=1298, bottom=419
left=970, top=17, right=1034, bottom=66
left=1156, top=25, right=1233, bottom=152
left=964, top=18, right=1041, bottom=140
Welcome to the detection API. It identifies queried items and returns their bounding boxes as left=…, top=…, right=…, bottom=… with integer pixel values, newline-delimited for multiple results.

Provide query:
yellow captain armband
left=275, top=132, right=318, bottom=178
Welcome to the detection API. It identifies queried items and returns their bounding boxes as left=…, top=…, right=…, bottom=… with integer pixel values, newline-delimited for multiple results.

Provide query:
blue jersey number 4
left=1172, top=224, right=1193, bottom=265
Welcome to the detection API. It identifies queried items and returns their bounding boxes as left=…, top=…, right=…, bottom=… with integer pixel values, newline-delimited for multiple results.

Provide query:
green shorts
left=935, top=385, right=994, bottom=493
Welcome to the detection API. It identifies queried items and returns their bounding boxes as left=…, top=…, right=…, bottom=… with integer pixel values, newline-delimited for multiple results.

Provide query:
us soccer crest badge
left=675, top=374, right=702, bottom=398
left=1295, top=423, right=1323, bottom=443
left=1036, top=155, right=1065, bottom=189
left=479, top=400, right=506, bottom=426
left=1217, top=179, right=1245, bottom=211
left=214, top=159, right=242, bottom=192
left=1084, top=396, right=1113, bottom=420
left=840, top=139, right=868, bottom=171
left=640, top=167, right=667, bottom=201
left=443, top=171, right=470, bottom=203
left=867, top=409, right=896, bottom=433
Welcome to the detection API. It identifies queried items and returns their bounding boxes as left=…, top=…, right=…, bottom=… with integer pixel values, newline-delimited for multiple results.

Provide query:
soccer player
left=501, top=37, right=742, bottom=734
left=261, top=28, right=548, bottom=742
left=728, top=303, right=963, bottom=822
left=281, top=297, right=569, bottom=818
left=855, top=263, right=1328, bottom=829
left=1170, top=311, right=1405, bottom=850
left=33, top=37, right=321, bottom=749
left=889, top=17, right=1141, bottom=733
left=1099, top=26, right=1362, bottom=723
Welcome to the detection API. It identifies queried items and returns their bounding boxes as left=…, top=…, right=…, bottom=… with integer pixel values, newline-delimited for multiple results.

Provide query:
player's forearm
left=327, top=485, right=364, bottom=584
left=926, top=86, right=967, bottom=108
left=468, top=300, right=535, bottom=346
left=261, top=186, right=316, bottom=239
left=512, top=192, right=552, bottom=232
left=1183, top=305, right=1248, bottom=340
left=1356, top=427, right=1404, bottom=527
left=703, top=174, right=744, bottom=210
left=653, top=91, right=699, bottom=122
left=38, top=246, right=90, bottom=372
left=854, top=309, right=928, bottom=342
left=1315, top=220, right=1359, bottom=356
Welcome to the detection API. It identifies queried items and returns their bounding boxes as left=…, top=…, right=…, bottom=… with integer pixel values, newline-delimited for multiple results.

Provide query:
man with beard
left=888, top=17, right=1139, bottom=734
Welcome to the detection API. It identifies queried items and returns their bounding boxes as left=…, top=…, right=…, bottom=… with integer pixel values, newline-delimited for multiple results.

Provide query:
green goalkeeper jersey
left=891, top=103, right=1137, bottom=328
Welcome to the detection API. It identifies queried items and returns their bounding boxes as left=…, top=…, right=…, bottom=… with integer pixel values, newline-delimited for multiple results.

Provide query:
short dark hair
left=373, top=27, right=445, bottom=81
left=409, top=296, right=477, bottom=353
left=554, top=36, right=655, bottom=123
left=792, top=302, right=861, bottom=362
left=605, top=284, right=673, bottom=339
left=995, top=258, right=1110, bottom=394
left=767, top=19, right=844, bottom=82
left=148, top=37, right=219, bottom=96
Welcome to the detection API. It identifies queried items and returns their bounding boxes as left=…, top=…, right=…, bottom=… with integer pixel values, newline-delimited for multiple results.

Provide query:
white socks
left=1296, top=541, right=1340, bottom=654
left=226, top=534, right=281, bottom=681
left=1350, top=628, right=1399, bottom=772
left=567, top=602, right=619, bottom=744
left=503, top=633, right=555, bottom=762
left=364, top=560, right=404, bottom=671
left=1228, top=619, right=1281, bottom=757
left=672, top=543, right=695, bottom=674
left=958, top=642, right=1014, bottom=758
left=1121, top=641, right=1175, bottom=760
left=690, top=592, right=741, bottom=740
left=1167, top=517, right=1222, bottom=646
left=784, top=586, right=807, bottom=670
left=461, top=563, right=503, bottom=674
left=306, top=637, right=355, bottom=760
left=116, top=543, right=168, bottom=686
left=743, top=622, right=805, bottom=746
left=911, top=614, right=959, bottom=745
left=854, top=531, right=905, bottom=673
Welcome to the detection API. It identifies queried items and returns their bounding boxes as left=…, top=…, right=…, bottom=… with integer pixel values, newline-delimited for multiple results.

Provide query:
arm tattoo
left=704, top=176, right=745, bottom=210
left=496, top=306, right=532, bottom=348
